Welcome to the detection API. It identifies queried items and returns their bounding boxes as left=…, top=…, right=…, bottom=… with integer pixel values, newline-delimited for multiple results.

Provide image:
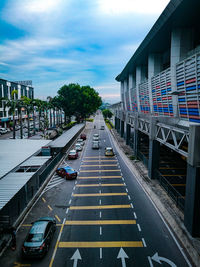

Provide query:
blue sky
left=0, top=0, right=170, bottom=103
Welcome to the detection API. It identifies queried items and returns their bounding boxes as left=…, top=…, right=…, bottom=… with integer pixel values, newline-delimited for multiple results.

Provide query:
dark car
left=68, top=149, right=78, bottom=160
left=56, top=165, right=77, bottom=180
left=80, top=133, right=86, bottom=140
left=22, top=217, right=56, bottom=258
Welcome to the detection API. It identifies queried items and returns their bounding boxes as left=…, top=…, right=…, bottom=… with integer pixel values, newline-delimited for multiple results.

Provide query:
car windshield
left=26, top=233, right=43, bottom=242
left=70, top=151, right=76, bottom=155
left=67, top=168, right=74, bottom=174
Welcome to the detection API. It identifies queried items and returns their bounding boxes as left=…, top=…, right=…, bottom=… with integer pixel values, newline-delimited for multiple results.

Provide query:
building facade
left=0, top=78, right=34, bottom=128
left=115, top=0, right=200, bottom=237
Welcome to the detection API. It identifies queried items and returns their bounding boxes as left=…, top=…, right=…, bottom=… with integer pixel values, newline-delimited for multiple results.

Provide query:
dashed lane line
left=48, top=205, right=53, bottom=211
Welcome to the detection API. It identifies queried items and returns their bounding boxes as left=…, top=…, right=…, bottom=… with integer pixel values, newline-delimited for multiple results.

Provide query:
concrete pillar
left=120, top=120, right=124, bottom=138
left=184, top=125, right=200, bottom=237
left=120, top=81, right=125, bottom=111
left=148, top=117, right=160, bottom=179
left=148, top=53, right=162, bottom=114
left=126, top=123, right=131, bottom=145
left=133, top=115, right=139, bottom=157
left=170, top=28, right=194, bottom=116
left=136, top=66, right=146, bottom=113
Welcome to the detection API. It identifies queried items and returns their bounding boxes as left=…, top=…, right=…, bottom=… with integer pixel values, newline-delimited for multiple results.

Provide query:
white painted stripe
left=69, top=199, right=72, bottom=205
left=100, top=226, right=102, bottom=235
left=130, top=203, right=134, bottom=209
left=99, top=199, right=102, bottom=205
left=148, top=256, right=154, bottom=267
left=142, top=238, right=147, bottom=247
left=137, top=224, right=141, bottom=232
left=128, top=195, right=131, bottom=200
left=66, top=208, right=69, bottom=214
left=133, top=212, right=137, bottom=219
left=99, top=211, right=102, bottom=218
left=126, top=188, right=128, bottom=193
left=100, top=248, right=102, bottom=259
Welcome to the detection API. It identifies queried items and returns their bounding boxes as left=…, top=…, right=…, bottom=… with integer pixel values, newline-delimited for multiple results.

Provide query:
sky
left=0, top=0, right=170, bottom=103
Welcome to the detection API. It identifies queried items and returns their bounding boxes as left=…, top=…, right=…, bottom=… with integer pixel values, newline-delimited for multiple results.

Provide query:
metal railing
left=155, top=170, right=185, bottom=211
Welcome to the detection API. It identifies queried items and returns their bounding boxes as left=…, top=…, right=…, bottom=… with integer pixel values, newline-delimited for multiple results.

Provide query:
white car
left=77, top=138, right=85, bottom=146
left=0, top=128, right=8, bottom=134
left=75, top=143, right=83, bottom=151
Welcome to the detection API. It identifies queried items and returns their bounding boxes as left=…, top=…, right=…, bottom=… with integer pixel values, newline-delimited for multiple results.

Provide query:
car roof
left=106, top=147, right=113, bottom=150
left=30, top=220, right=48, bottom=234
left=69, top=149, right=76, bottom=153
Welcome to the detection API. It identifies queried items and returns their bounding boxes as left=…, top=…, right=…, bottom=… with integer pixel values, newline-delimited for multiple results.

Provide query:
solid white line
left=133, top=212, right=137, bottom=219
left=148, top=256, right=154, bottom=267
left=142, top=238, right=147, bottom=247
left=100, top=248, right=102, bottom=259
left=128, top=195, right=131, bottom=200
left=137, top=224, right=141, bottom=232
left=100, top=226, right=102, bottom=235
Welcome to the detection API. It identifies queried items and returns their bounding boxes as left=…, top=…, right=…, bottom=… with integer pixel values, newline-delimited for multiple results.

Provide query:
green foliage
left=56, top=83, right=102, bottom=122
left=62, top=121, right=76, bottom=130
left=86, top=118, right=94, bottom=122
left=102, top=109, right=113, bottom=119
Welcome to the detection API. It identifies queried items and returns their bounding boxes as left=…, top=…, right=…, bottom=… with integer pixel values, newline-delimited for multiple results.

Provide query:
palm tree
left=47, top=96, right=54, bottom=128
left=21, top=96, right=34, bottom=138
left=3, top=90, right=18, bottom=139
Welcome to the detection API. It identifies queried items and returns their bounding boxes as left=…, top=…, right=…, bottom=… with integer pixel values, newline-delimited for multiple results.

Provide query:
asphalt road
left=0, top=113, right=192, bottom=267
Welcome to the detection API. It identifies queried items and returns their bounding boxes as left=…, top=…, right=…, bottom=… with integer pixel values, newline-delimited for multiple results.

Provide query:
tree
left=21, top=96, right=34, bottom=138
left=102, top=109, right=113, bottom=119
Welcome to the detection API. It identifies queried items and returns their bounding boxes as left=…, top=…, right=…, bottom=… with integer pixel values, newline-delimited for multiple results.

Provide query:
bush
left=86, top=118, right=94, bottom=122
left=62, top=121, right=76, bottom=130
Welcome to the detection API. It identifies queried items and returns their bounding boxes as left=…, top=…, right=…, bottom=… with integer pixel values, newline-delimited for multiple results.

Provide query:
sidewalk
left=110, top=128, right=200, bottom=267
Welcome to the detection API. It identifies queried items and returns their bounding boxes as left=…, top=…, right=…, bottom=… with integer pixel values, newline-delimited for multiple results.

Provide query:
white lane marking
left=126, top=188, right=128, bottom=193
left=128, top=195, right=131, bottom=200
left=99, top=190, right=101, bottom=194
left=100, top=248, right=102, bottom=259
left=107, top=128, right=192, bottom=267
left=100, top=226, right=102, bottom=235
left=75, top=181, right=77, bottom=185
left=73, top=186, right=75, bottom=191
left=148, top=256, right=154, bottom=267
left=124, top=182, right=126, bottom=186
left=130, top=203, right=134, bottom=209
left=66, top=208, right=69, bottom=214
left=99, top=199, right=102, bottom=205
left=99, top=211, right=102, bottom=218
left=142, top=238, right=147, bottom=247
left=122, top=177, right=125, bottom=181
left=69, top=199, right=72, bottom=205
left=137, top=224, right=141, bottom=232
left=133, top=212, right=137, bottom=219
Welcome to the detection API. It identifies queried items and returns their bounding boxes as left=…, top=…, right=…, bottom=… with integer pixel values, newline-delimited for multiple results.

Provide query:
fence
left=155, top=170, right=185, bottom=211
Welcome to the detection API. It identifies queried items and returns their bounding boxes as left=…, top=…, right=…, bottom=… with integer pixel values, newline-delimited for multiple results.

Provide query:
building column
left=170, top=28, right=194, bottom=116
left=126, top=123, right=131, bottom=145
left=120, top=120, right=124, bottom=138
left=148, top=53, right=162, bottom=114
left=184, top=125, right=200, bottom=237
left=133, top=115, right=139, bottom=157
left=148, top=117, right=160, bottom=179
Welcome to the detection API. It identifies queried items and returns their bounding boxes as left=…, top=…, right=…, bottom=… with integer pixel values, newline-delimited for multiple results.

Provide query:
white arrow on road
left=151, top=252, right=177, bottom=267
left=71, top=249, right=82, bottom=267
left=117, top=248, right=129, bottom=267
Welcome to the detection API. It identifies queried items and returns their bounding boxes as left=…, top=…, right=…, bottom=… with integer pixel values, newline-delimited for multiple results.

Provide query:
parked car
left=92, top=141, right=100, bottom=149
left=80, top=133, right=86, bottom=140
left=77, top=138, right=85, bottom=146
left=56, top=165, right=77, bottom=180
left=68, top=149, right=78, bottom=160
left=0, top=128, right=8, bottom=134
left=21, top=217, right=56, bottom=258
left=100, top=125, right=105, bottom=130
left=75, top=143, right=83, bottom=151
left=105, top=147, right=114, bottom=156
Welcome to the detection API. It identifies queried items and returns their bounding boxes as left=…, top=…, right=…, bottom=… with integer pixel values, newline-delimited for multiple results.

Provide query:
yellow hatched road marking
left=78, top=176, right=122, bottom=179
left=76, top=184, right=125, bottom=187
left=81, top=164, right=118, bottom=167
left=59, top=241, right=143, bottom=248
left=80, top=170, right=120, bottom=172
left=14, top=262, right=31, bottom=267
left=70, top=204, right=131, bottom=210
left=84, top=156, right=115, bottom=159
left=55, top=215, right=61, bottom=222
left=48, top=205, right=53, bottom=211
left=42, top=197, right=46, bottom=203
left=83, top=160, right=117, bottom=162
left=65, top=220, right=136, bottom=225
left=73, top=193, right=127, bottom=197
left=163, top=174, right=186, bottom=177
